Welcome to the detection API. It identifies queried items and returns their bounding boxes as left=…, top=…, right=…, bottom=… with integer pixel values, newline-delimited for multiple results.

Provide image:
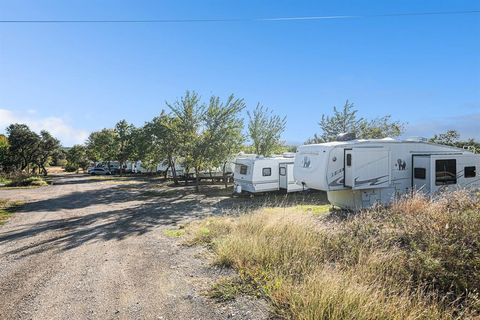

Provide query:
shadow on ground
left=0, top=177, right=328, bottom=257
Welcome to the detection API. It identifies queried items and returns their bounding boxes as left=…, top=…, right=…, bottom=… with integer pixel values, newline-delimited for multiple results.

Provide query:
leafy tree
left=6, top=124, right=41, bottom=172
left=144, top=112, right=181, bottom=183
left=202, top=95, right=245, bottom=188
left=165, top=91, right=246, bottom=191
left=430, top=130, right=460, bottom=146
left=114, top=120, right=135, bottom=174
left=34, top=131, right=61, bottom=175
left=429, top=130, right=480, bottom=152
left=0, top=134, right=9, bottom=170
left=317, top=100, right=362, bottom=142
left=310, top=100, right=405, bottom=143
left=66, top=145, right=90, bottom=172
left=86, top=129, right=118, bottom=167
left=247, top=104, right=287, bottom=156
left=357, top=115, right=404, bottom=139
left=167, top=91, right=204, bottom=187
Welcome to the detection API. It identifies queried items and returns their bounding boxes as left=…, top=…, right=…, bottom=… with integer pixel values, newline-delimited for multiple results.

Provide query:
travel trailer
left=233, top=154, right=304, bottom=194
left=294, top=138, right=480, bottom=210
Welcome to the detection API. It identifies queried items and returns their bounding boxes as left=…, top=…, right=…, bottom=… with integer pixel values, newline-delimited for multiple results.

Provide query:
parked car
left=90, top=168, right=111, bottom=175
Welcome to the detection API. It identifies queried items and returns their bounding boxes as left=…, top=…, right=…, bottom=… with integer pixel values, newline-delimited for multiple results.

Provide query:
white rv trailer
left=294, top=138, right=480, bottom=210
left=233, top=154, right=304, bottom=194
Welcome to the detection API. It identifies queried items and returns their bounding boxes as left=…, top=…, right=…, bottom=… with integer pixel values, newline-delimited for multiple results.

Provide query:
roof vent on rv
left=336, top=132, right=356, bottom=141
left=405, top=137, right=428, bottom=142
left=282, top=152, right=295, bottom=158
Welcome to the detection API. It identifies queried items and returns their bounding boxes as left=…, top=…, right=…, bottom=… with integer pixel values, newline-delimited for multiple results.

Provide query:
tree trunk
left=40, top=163, right=47, bottom=176
left=169, top=157, right=179, bottom=185
left=163, top=164, right=169, bottom=179
left=209, top=170, right=214, bottom=185
left=184, top=167, right=189, bottom=186
left=223, top=162, right=228, bottom=189
left=194, top=167, right=200, bottom=192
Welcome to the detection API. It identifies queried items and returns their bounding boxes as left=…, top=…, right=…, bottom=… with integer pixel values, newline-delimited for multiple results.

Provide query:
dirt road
left=0, top=175, right=271, bottom=320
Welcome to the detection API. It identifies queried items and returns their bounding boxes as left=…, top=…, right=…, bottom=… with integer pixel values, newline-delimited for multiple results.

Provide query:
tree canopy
left=308, top=100, right=405, bottom=143
left=247, top=104, right=287, bottom=156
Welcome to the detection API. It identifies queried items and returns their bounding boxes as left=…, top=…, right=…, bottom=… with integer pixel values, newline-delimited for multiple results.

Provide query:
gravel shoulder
left=0, top=175, right=273, bottom=320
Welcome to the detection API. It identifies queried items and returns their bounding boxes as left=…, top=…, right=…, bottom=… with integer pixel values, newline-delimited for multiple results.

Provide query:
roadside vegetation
left=184, top=191, right=480, bottom=319
left=0, top=173, right=48, bottom=188
left=0, top=199, right=23, bottom=225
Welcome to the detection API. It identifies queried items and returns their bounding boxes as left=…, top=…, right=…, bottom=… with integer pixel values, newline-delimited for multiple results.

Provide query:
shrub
left=64, top=164, right=79, bottom=172
left=7, top=175, right=48, bottom=187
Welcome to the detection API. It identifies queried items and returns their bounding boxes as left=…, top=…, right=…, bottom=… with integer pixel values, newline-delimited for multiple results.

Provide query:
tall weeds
left=186, top=191, right=480, bottom=319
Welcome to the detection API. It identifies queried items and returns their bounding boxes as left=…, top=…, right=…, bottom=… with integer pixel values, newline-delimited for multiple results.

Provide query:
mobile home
left=293, top=138, right=480, bottom=209
left=233, top=154, right=304, bottom=194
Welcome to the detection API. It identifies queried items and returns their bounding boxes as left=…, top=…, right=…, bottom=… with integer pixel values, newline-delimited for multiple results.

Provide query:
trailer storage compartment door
left=348, top=148, right=390, bottom=190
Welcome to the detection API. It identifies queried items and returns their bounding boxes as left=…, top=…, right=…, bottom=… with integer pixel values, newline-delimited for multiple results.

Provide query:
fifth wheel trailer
left=293, top=138, right=480, bottom=210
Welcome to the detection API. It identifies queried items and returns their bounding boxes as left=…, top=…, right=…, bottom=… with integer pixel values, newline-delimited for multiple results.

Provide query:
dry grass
left=0, top=199, right=23, bottom=225
left=185, top=191, right=480, bottom=319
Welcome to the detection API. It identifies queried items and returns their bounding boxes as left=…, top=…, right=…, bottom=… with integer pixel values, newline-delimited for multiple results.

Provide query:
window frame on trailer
left=465, top=166, right=476, bottom=178
left=239, top=165, right=248, bottom=175
left=262, top=167, right=272, bottom=176
left=279, top=167, right=286, bottom=176
left=435, top=159, right=457, bottom=186
left=346, top=153, right=352, bottom=166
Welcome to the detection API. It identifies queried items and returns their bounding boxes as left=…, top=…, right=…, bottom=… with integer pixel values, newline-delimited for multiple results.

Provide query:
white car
left=89, top=168, right=111, bottom=175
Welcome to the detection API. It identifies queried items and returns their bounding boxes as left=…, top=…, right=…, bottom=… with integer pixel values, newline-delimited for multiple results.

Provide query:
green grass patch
left=163, top=228, right=186, bottom=238
left=208, top=275, right=260, bottom=302
left=0, top=199, right=23, bottom=225
left=0, top=176, right=12, bottom=185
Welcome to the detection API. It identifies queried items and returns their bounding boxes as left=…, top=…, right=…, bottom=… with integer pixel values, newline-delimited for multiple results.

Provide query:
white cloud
left=404, top=113, right=480, bottom=141
left=0, top=109, right=89, bottom=146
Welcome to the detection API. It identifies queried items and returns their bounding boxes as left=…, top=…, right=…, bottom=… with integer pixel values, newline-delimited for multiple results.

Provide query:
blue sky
left=0, top=0, right=479, bottom=146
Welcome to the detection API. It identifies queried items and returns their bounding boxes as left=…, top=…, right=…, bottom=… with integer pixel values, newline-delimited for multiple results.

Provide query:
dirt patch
left=0, top=175, right=325, bottom=319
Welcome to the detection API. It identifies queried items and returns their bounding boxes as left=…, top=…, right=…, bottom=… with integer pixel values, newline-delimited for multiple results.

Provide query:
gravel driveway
left=0, top=175, right=271, bottom=320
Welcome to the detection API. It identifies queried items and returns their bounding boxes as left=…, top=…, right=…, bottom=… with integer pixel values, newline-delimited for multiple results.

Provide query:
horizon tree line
left=1, top=92, right=478, bottom=190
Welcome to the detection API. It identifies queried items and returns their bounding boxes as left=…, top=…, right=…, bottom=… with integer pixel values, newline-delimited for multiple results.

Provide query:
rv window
left=279, top=167, right=286, bottom=176
left=262, top=167, right=272, bottom=176
left=414, top=168, right=426, bottom=179
left=465, top=166, right=476, bottom=178
left=346, top=154, right=352, bottom=166
left=239, top=165, right=247, bottom=175
left=435, top=159, right=457, bottom=185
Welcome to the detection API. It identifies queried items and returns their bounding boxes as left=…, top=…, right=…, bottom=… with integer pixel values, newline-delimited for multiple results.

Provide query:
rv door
left=279, top=163, right=288, bottom=189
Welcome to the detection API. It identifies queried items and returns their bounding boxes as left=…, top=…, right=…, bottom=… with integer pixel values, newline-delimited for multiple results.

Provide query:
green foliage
left=317, top=100, right=362, bottom=142
left=166, top=91, right=246, bottom=190
left=430, top=130, right=460, bottom=145
left=35, top=131, right=61, bottom=175
left=163, top=228, right=186, bottom=238
left=5, top=124, right=41, bottom=171
left=143, top=112, right=180, bottom=180
left=0, top=134, right=9, bottom=167
left=311, top=100, right=405, bottom=143
left=86, top=128, right=118, bottom=163
left=201, top=95, right=245, bottom=173
left=66, top=144, right=90, bottom=172
left=247, top=104, right=287, bottom=156
left=429, top=130, right=480, bottom=152
left=3, top=124, right=61, bottom=175
left=114, top=120, right=136, bottom=173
